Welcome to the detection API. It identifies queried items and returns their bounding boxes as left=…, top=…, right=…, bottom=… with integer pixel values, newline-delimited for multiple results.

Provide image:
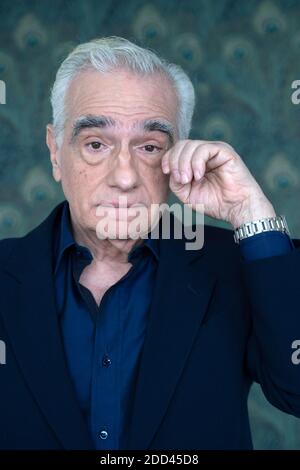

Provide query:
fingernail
left=194, top=171, right=201, bottom=181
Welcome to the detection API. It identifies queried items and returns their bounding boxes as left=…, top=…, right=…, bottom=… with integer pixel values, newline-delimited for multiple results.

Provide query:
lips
left=98, top=201, right=146, bottom=208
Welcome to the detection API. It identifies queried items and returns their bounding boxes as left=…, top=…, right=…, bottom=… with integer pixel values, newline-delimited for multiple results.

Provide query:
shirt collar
left=54, top=200, right=159, bottom=275
left=128, top=233, right=160, bottom=264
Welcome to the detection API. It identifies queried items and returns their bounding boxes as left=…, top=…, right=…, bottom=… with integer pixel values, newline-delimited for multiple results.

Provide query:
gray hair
left=50, top=36, right=195, bottom=147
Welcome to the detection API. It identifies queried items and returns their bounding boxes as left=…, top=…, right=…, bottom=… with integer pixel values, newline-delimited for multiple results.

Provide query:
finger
left=191, top=143, right=224, bottom=180
left=168, top=141, right=189, bottom=183
left=190, top=147, right=207, bottom=181
left=177, top=140, right=199, bottom=183
left=201, top=143, right=234, bottom=172
left=161, top=149, right=171, bottom=174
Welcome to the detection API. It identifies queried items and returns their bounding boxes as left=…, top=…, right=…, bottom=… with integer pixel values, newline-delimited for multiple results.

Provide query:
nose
left=107, top=144, right=139, bottom=192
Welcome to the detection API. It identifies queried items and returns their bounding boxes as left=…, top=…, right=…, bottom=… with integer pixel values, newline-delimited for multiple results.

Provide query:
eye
left=143, top=144, right=162, bottom=153
left=86, top=141, right=104, bottom=151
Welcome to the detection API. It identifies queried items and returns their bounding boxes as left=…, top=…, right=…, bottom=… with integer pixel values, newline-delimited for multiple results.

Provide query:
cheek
left=144, top=167, right=169, bottom=203
left=60, top=156, right=91, bottom=201
left=159, top=174, right=170, bottom=200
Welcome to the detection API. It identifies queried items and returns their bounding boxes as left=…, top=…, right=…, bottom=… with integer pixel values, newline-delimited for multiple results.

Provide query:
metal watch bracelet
left=233, top=215, right=290, bottom=244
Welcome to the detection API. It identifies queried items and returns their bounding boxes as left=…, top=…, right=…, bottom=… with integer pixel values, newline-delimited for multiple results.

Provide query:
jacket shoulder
left=0, top=201, right=66, bottom=268
left=0, top=237, right=19, bottom=265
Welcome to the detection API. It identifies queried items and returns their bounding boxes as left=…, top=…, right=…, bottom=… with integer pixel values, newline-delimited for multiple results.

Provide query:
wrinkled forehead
left=64, top=68, right=178, bottom=132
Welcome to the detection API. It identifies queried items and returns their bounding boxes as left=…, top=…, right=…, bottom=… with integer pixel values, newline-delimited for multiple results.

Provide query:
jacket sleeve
left=243, top=239, right=300, bottom=418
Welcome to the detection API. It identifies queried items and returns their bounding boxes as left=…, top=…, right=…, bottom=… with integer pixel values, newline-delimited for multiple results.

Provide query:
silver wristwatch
left=233, top=215, right=290, bottom=244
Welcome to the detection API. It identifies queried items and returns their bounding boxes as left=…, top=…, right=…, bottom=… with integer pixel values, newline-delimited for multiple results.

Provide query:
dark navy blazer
left=0, top=201, right=300, bottom=450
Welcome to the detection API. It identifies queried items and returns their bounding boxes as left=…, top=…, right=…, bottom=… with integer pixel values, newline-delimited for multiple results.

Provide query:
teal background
left=0, top=0, right=300, bottom=449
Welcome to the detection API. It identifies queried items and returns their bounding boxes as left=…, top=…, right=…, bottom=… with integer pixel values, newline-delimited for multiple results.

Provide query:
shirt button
left=99, top=430, right=108, bottom=440
left=102, top=355, right=111, bottom=367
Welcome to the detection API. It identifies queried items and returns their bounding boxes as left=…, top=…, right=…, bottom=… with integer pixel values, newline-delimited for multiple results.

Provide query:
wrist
left=229, top=194, right=276, bottom=229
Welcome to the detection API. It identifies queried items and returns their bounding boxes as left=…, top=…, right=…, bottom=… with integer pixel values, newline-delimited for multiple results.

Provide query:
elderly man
left=0, top=36, right=299, bottom=451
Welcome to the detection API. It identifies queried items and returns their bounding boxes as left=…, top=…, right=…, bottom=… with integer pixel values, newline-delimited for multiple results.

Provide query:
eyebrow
left=70, top=115, right=116, bottom=143
left=70, top=114, right=175, bottom=146
left=140, top=119, right=175, bottom=146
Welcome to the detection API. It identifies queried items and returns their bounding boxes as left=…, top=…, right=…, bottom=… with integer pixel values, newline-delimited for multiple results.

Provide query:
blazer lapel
left=127, top=218, right=217, bottom=450
left=0, top=203, right=94, bottom=450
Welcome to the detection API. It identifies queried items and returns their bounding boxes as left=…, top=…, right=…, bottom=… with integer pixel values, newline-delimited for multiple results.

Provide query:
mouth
left=97, top=201, right=146, bottom=209
left=95, top=202, right=148, bottom=222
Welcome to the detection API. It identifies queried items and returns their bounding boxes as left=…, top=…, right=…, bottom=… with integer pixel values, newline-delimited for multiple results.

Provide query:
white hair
left=50, top=36, right=195, bottom=147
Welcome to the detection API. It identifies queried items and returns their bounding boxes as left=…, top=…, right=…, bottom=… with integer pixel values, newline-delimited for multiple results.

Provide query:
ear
left=46, top=124, right=62, bottom=182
